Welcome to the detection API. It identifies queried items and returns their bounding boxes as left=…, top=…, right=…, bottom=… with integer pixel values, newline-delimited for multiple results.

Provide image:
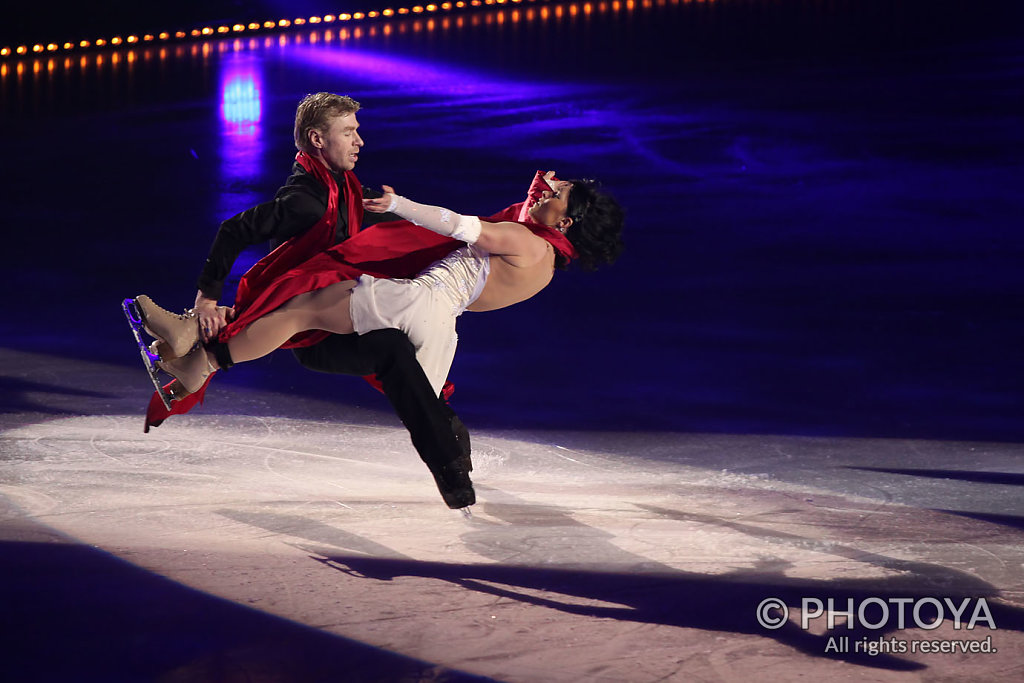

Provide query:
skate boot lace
left=145, top=297, right=196, bottom=322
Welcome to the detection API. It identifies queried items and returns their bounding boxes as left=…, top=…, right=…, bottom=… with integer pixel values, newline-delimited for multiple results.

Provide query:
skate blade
left=123, top=295, right=158, bottom=338
left=458, top=506, right=473, bottom=520
left=123, top=298, right=146, bottom=336
left=123, top=298, right=174, bottom=410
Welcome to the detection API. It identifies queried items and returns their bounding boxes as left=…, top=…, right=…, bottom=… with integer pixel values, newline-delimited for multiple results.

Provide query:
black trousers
left=291, top=329, right=470, bottom=469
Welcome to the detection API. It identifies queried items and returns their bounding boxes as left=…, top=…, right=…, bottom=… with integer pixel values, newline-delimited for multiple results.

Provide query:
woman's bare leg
left=156, top=281, right=359, bottom=394
left=225, top=281, right=358, bottom=365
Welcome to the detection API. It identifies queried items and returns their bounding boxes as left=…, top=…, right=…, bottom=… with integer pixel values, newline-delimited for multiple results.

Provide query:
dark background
left=5, top=1, right=381, bottom=45
left=2, top=0, right=1022, bottom=441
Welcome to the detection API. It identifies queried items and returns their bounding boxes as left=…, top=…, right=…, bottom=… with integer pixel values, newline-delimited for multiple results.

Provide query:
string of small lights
left=1, top=0, right=705, bottom=80
left=1, top=0, right=667, bottom=61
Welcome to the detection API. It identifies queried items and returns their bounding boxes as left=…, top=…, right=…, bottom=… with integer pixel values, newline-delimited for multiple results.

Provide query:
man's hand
left=363, top=185, right=398, bottom=214
left=194, top=291, right=234, bottom=343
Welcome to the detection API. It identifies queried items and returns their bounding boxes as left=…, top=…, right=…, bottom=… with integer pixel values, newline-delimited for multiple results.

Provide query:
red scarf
left=508, top=170, right=577, bottom=262
left=228, top=151, right=364, bottom=348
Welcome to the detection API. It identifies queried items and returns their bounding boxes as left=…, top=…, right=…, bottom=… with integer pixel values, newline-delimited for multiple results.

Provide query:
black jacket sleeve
left=195, top=171, right=398, bottom=300
left=196, top=184, right=327, bottom=301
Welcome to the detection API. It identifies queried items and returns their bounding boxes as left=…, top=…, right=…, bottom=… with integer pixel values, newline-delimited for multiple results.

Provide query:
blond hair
left=293, top=92, right=361, bottom=153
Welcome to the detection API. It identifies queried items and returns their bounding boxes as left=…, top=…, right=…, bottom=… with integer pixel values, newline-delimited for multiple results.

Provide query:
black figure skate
left=429, top=454, right=475, bottom=514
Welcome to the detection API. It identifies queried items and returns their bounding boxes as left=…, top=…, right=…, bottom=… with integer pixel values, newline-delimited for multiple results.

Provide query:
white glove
left=386, top=194, right=482, bottom=244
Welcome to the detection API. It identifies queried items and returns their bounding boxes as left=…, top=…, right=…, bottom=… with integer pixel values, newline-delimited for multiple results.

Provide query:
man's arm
left=194, top=186, right=327, bottom=340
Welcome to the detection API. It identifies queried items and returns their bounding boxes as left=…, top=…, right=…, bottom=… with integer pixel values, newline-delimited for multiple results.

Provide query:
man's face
left=528, top=183, right=573, bottom=230
left=311, top=112, right=363, bottom=172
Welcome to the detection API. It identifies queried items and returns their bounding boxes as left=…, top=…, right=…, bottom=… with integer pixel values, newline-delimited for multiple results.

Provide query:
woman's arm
left=363, top=186, right=550, bottom=266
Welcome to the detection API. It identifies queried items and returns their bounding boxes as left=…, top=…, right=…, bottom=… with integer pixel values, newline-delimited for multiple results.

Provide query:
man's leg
left=292, top=329, right=473, bottom=508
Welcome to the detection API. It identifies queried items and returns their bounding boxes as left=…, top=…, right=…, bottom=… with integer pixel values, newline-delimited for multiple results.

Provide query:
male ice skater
left=164, top=92, right=473, bottom=508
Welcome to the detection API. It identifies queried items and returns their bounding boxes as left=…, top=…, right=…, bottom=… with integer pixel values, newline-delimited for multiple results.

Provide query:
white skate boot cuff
left=389, top=194, right=481, bottom=244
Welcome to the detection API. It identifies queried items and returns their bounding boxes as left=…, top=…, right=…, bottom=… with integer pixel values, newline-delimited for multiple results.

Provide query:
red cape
left=144, top=169, right=574, bottom=430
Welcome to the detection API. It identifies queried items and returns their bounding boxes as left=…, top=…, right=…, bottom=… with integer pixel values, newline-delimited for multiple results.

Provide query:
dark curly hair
left=557, top=179, right=624, bottom=271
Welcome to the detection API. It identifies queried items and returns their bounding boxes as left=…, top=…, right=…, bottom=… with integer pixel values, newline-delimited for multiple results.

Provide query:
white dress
left=348, top=245, right=491, bottom=396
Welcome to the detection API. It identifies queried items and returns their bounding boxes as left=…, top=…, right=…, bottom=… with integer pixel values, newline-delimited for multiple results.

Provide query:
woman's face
left=528, top=184, right=573, bottom=230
